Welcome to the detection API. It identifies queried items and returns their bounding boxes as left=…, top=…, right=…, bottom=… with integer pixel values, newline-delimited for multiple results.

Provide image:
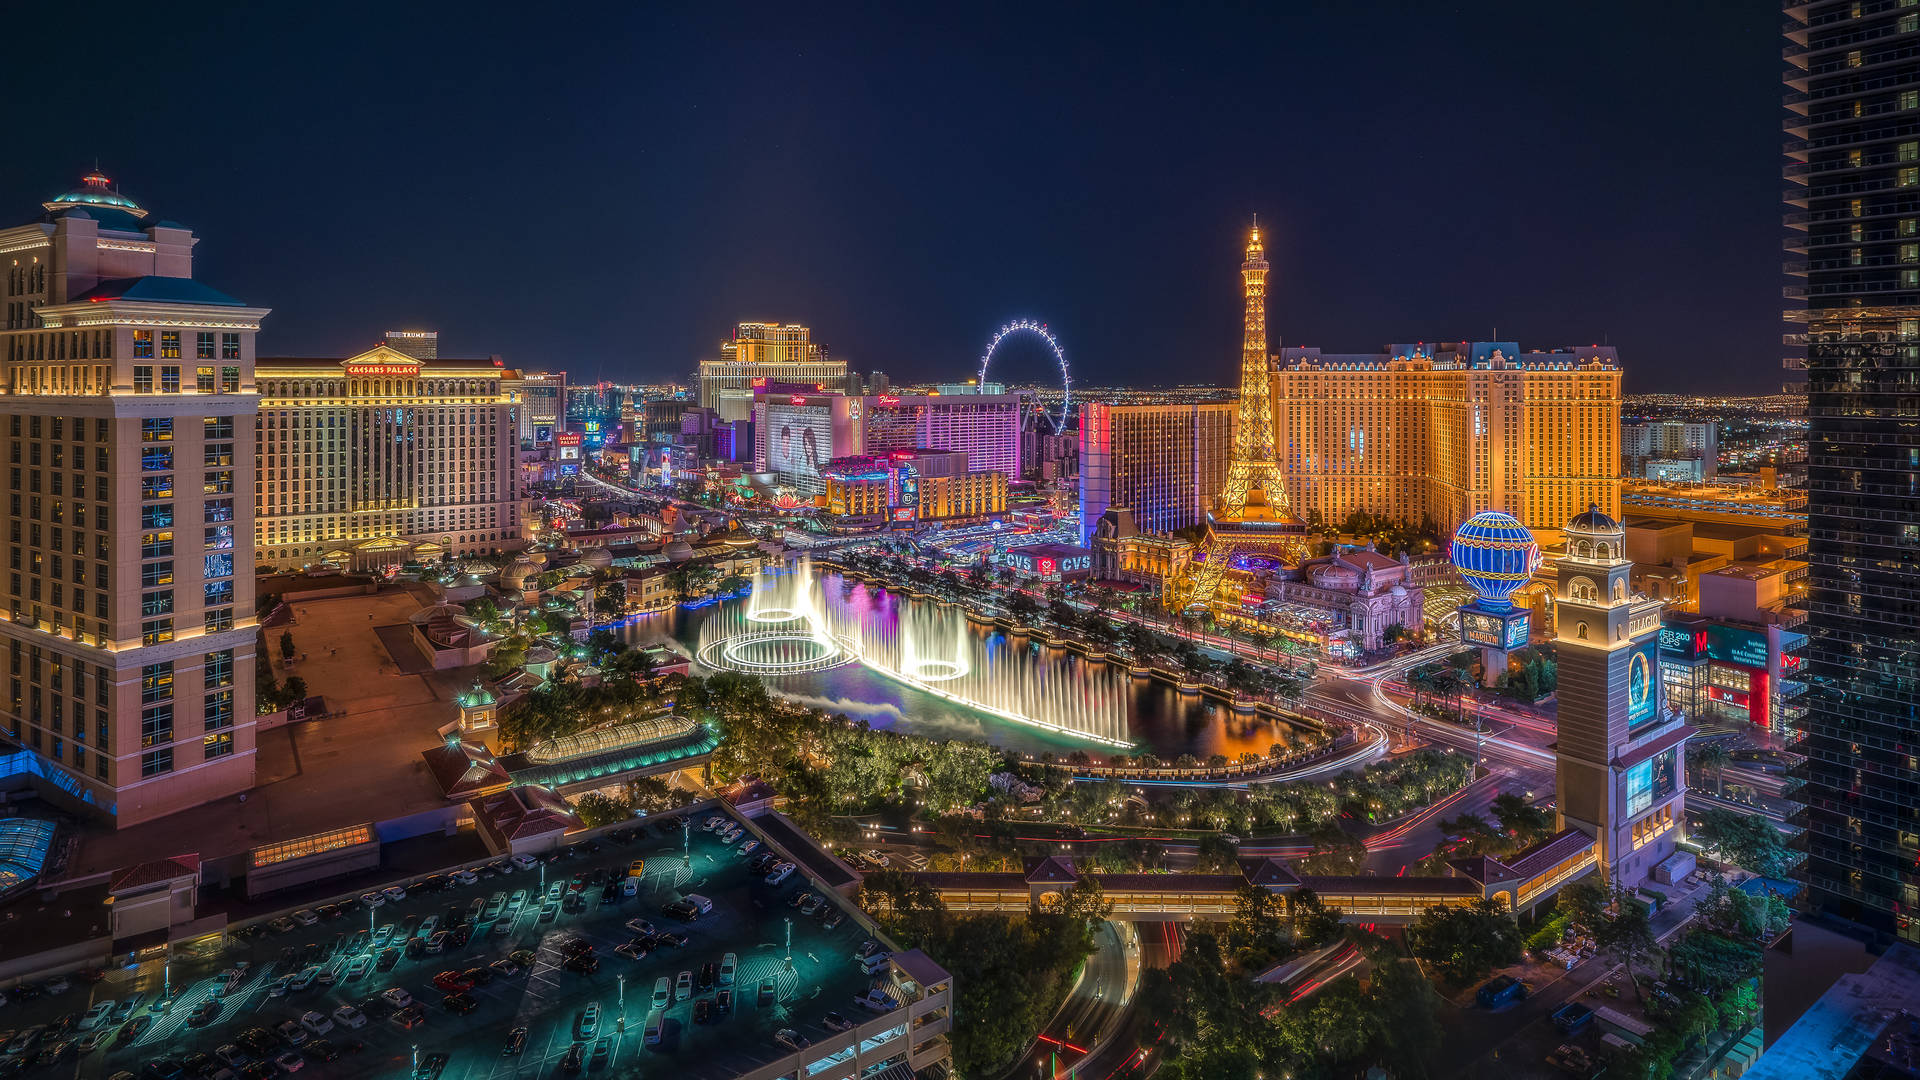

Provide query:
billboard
left=1461, top=604, right=1529, bottom=650
left=1706, top=625, right=1769, bottom=669
left=1659, top=622, right=1708, bottom=659
left=1626, top=746, right=1680, bottom=818
left=1626, top=637, right=1660, bottom=729
left=764, top=402, right=833, bottom=484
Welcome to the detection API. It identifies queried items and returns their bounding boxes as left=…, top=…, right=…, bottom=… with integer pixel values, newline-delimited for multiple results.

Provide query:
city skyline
left=0, top=4, right=1780, bottom=393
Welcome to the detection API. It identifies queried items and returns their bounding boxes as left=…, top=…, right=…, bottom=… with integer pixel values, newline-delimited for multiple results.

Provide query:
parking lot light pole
left=411, top=1043, right=418, bottom=1073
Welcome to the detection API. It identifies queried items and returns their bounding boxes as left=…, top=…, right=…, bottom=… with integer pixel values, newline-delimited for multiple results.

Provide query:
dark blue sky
left=8, top=2, right=1780, bottom=393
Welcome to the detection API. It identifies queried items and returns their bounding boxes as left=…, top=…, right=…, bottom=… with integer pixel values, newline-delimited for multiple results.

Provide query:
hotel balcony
left=1776, top=678, right=1810, bottom=700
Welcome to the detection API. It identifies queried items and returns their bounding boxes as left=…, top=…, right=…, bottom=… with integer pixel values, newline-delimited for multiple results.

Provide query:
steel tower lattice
left=1177, top=222, right=1308, bottom=612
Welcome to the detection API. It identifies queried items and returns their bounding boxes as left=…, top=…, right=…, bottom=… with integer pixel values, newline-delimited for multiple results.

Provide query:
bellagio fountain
left=695, top=558, right=1132, bottom=747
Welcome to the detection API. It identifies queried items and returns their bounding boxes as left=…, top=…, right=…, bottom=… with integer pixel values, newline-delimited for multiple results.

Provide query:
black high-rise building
left=1786, top=0, right=1920, bottom=942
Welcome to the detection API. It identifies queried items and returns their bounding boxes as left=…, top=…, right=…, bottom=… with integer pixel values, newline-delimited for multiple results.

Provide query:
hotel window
left=140, top=661, right=173, bottom=704
left=222, top=366, right=239, bottom=392
left=221, top=333, right=240, bottom=360
left=133, top=330, right=153, bottom=359
left=203, top=732, right=233, bottom=760
left=197, top=331, right=216, bottom=360
left=204, top=608, right=233, bottom=633
left=140, top=703, right=173, bottom=748
left=160, top=330, right=180, bottom=359
left=134, top=366, right=154, bottom=392
left=142, top=618, right=173, bottom=646
left=161, top=366, right=180, bottom=392
left=141, top=531, right=173, bottom=558
left=141, top=447, right=172, bottom=472
left=206, top=650, right=234, bottom=688
left=197, top=366, right=215, bottom=392
left=140, top=590, right=173, bottom=618
left=204, top=580, right=233, bottom=606
left=141, top=476, right=173, bottom=500
left=141, top=746, right=173, bottom=777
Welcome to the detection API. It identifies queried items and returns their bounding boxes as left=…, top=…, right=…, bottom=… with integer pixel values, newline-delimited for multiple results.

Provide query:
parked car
left=298, top=1012, right=333, bottom=1037
left=822, top=1011, right=854, bottom=1032
left=575, top=1004, right=599, bottom=1040
left=853, top=988, right=898, bottom=1012
left=674, top=971, right=692, bottom=1002
left=290, top=910, right=319, bottom=927
left=773, top=1028, right=811, bottom=1051
left=330, top=1006, right=366, bottom=1030
left=381, top=886, right=407, bottom=902
left=441, top=994, right=477, bottom=1015
left=379, top=988, right=413, bottom=1010
left=651, top=978, right=671, bottom=1011
left=765, top=863, right=795, bottom=886
left=502, top=1027, right=528, bottom=1055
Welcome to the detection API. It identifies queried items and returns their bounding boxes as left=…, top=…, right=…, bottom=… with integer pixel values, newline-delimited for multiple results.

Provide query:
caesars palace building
left=254, top=346, right=525, bottom=570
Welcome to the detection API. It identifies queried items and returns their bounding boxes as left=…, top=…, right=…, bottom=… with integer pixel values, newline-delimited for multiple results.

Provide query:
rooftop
left=70, top=275, right=246, bottom=307
left=1748, top=944, right=1920, bottom=1080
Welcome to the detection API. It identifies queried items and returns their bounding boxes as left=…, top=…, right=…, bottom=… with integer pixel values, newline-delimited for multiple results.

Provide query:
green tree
left=1688, top=740, right=1733, bottom=796
left=279, top=631, right=296, bottom=662
left=573, top=791, right=632, bottom=828
left=1694, top=807, right=1798, bottom=878
left=1406, top=897, right=1524, bottom=984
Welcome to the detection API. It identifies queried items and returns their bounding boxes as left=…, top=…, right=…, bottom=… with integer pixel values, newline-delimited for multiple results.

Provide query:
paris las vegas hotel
left=1, top=173, right=523, bottom=826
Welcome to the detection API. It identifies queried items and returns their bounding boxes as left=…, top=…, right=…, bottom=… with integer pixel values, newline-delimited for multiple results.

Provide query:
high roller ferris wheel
left=978, top=319, right=1072, bottom=434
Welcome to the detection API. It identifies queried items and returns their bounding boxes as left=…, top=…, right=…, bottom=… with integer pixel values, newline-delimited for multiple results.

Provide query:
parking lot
left=0, top=809, right=891, bottom=1080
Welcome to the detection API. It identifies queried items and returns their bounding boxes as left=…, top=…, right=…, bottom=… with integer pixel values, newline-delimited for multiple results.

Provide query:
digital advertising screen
left=1461, top=609, right=1504, bottom=647
left=766, top=403, right=832, bottom=482
left=1626, top=637, right=1660, bottom=729
left=1626, top=746, right=1680, bottom=818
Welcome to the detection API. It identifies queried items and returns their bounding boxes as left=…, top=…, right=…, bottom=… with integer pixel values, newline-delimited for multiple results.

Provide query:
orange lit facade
left=1272, top=343, right=1623, bottom=538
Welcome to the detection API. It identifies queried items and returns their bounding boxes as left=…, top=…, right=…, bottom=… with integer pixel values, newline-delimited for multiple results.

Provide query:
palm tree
left=1689, top=741, right=1733, bottom=796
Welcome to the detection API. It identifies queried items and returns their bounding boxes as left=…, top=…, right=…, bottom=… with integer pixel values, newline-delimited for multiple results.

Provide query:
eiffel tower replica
left=1177, top=222, right=1309, bottom=612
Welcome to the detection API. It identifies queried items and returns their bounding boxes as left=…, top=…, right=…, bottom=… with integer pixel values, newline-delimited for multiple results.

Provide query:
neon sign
left=345, top=363, right=420, bottom=377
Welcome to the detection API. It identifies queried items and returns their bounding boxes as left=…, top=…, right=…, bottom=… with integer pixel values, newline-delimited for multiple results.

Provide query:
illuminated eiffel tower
left=1177, top=221, right=1308, bottom=612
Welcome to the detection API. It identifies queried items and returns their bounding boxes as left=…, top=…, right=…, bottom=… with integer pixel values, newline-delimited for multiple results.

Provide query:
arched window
left=1576, top=622, right=1589, bottom=640
left=1595, top=542, right=1612, bottom=560
left=1575, top=540, right=1592, bottom=559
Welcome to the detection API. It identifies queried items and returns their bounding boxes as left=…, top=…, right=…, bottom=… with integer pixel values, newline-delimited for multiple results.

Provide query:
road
left=1007, top=922, right=1183, bottom=1080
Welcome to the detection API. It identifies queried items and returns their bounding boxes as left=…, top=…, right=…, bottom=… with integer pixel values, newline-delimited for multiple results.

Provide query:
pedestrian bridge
left=901, top=829, right=1598, bottom=924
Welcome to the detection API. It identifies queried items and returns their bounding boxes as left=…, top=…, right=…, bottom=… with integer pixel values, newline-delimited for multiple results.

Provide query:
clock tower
left=1553, top=506, right=1692, bottom=886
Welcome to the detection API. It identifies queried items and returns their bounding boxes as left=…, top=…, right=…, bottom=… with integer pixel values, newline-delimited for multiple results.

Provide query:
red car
left=431, top=971, right=473, bottom=993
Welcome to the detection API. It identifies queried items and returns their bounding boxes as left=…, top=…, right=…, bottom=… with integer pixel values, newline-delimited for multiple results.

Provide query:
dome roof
left=1449, top=510, right=1541, bottom=611
left=1567, top=503, right=1621, bottom=534
left=43, top=172, right=147, bottom=220
left=665, top=540, right=694, bottom=562
left=577, top=546, right=613, bottom=569
left=501, top=557, right=539, bottom=589
left=1308, top=559, right=1361, bottom=590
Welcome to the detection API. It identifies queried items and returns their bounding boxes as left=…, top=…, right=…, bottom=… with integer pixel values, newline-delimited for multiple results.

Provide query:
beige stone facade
left=254, top=348, right=525, bottom=570
left=1, top=173, right=261, bottom=825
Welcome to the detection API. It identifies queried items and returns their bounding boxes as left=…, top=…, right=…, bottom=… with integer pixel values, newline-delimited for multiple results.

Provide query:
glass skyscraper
left=1785, top=0, right=1920, bottom=941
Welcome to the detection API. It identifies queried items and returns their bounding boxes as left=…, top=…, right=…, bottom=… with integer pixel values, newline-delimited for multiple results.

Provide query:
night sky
left=7, top=3, right=1781, bottom=393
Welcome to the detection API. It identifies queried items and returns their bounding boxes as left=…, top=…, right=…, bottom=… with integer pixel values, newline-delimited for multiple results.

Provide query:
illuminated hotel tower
left=1179, top=223, right=1307, bottom=611
left=1552, top=505, right=1691, bottom=885
left=1, top=172, right=263, bottom=826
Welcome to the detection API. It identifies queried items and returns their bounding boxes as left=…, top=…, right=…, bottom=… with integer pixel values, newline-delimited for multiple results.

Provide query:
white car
left=651, top=977, right=671, bottom=1011
left=765, top=862, right=795, bottom=886
left=674, top=971, right=692, bottom=1002
left=291, top=909, right=319, bottom=926
left=719, top=952, right=736, bottom=986
left=381, top=885, right=407, bottom=902
left=380, top=987, right=413, bottom=1010
left=510, top=853, right=538, bottom=871
left=737, top=840, right=760, bottom=856
left=299, top=1011, right=333, bottom=1036
left=450, top=869, right=479, bottom=886
left=331, top=1005, right=367, bottom=1029
left=359, top=892, right=385, bottom=908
